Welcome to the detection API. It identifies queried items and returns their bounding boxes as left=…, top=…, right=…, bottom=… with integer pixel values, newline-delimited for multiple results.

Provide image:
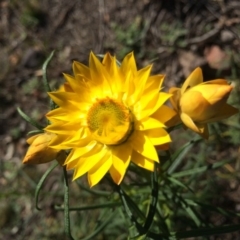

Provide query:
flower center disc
left=87, top=98, right=133, bottom=145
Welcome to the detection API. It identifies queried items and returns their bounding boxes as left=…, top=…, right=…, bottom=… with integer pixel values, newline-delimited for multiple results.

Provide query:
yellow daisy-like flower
left=45, top=52, right=176, bottom=187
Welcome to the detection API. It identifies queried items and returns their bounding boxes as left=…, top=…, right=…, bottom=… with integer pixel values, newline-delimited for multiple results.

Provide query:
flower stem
left=63, top=167, right=74, bottom=240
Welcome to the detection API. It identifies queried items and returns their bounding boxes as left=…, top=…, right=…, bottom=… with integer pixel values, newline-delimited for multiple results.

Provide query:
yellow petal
left=181, top=67, right=203, bottom=94
left=109, top=143, right=132, bottom=184
left=72, top=61, right=91, bottom=80
left=46, top=107, right=86, bottom=122
left=66, top=158, right=79, bottom=170
left=130, top=130, right=159, bottom=162
left=26, top=133, right=42, bottom=144
left=169, top=87, right=181, bottom=111
left=48, top=132, right=92, bottom=149
left=135, top=117, right=165, bottom=130
left=129, top=65, right=152, bottom=105
left=134, top=92, right=171, bottom=120
left=122, top=70, right=135, bottom=101
left=64, top=141, right=97, bottom=165
left=109, top=166, right=122, bottom=185
left=180, top=113, right=201, bottom=133
left=102, top=52, right=112, bottom=71
left=47, top=92, right=79, bottom=110
left=102, top=54, right=123, bottom=93
left=89, top=52, right=112, bottom=96
left=134, top=74, right=165, bottom=111
left=193, top=84, right=233, bottom=106
left=151, top=105, right=177, bottom=126
left=144, top=128, right=171, bottom=146
left=88, top=151, right=112, bottom=187
left=200, top=79, right=229, bottom=86
left=144, top=75, right=164, bottom=94
left=45, top=121, right=83, bottom=135
left=180, top=90, right=211, bottom=121
left=121, top=52, right=137, bottom=75
left=63, top=73, right=92, bottom=102
left=131, top=150, right=155, bottom=171
left=72, top=144, right=107, bottom=180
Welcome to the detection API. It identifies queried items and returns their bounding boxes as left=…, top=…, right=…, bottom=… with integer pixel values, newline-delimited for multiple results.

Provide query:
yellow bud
left=169, top=67, right=238, bottom=138
left=180, top=83, right=233, bottom=122
left=23, top=132, right=63, bottom=164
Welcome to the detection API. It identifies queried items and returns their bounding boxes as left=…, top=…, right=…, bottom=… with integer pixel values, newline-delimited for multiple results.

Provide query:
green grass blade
left=81, top=210, right=116, bottom=240
left=144, top=163, right=159, bottom=230
left=172, top=158, right=235, bottom=178
left=17, top=107, right=44, bottom=130
left=35, top=162, right=58, bottom=210
left=42, top=50, right=55, bottom=92
left=167, top=138, right=202, bottom=174
left=167, top=176, right=193, bottom=192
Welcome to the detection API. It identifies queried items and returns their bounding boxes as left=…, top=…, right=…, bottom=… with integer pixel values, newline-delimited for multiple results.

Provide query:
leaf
left=42, top=50, right=55, bottom=92
left=35, top=162, right=58, bottom=210
left=17, top=107, right=44, bottom=130
left=166, top=138, right=202, bottom=174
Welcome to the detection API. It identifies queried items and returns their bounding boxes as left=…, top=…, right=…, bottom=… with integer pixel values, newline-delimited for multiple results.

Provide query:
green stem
left=143, top=162, right=159, bottom=231
left=63, top=167, right=74, bottom=240
left=35, top=162, right=58, bottom=210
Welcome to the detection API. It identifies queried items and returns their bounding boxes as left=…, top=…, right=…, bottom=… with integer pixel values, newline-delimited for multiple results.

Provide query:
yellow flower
left=45, top=52, right=176, bottom=187
left=23, top=132, right=65, bottom=164
left=169, top=67, right=238, bottom=139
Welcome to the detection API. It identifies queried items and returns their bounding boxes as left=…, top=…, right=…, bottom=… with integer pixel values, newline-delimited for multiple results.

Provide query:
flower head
left=23, top=132, right=65, bottom=164
left=169, top=67, right=238, bottom=138
left=45, top=52, right=176, bottom=187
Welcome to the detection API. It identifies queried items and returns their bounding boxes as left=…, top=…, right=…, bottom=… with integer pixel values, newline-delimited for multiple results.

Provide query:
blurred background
left=0, top=0, right=240, bottom=239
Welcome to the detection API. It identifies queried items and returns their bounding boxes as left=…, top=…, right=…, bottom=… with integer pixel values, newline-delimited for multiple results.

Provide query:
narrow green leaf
left=42, top=50, right=55, bottom=92
left=172, top=158, right=235, bottom=178
left=115, top=184, right=145, bottom=237
left=167, top=176, right=193, bottom=192
left=115, top=184, right=168, bottom=239
left=27, top=130, right=44, bottom=135
left=172, top=192, right=202, bottom=227
left=122, top=189, right=146, bottom=221
left=81, top=210, right=115, bottom=240
left=167, top=138, right=202, bottom=174
left=144, top=163, right=159, bottom=231
left=17, top=107, right=44, bottom=130
left=42, top=50, right=57, bottom=111
left=35, top=162, right=58, bottom=210
left=186, top=199, right=240, bottom=218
